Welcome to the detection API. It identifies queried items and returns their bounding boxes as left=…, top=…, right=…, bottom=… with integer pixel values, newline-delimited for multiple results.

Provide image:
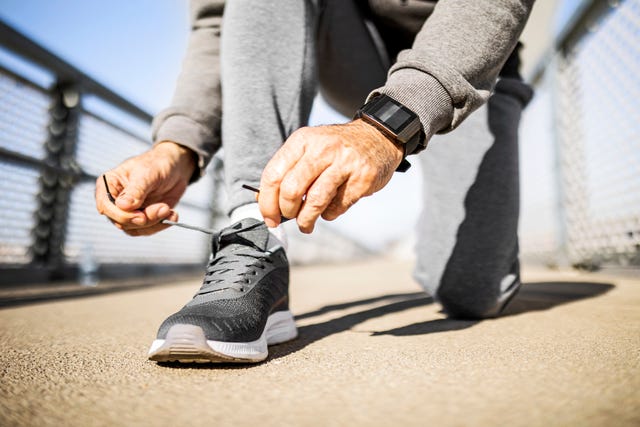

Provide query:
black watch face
left=368, top=96, right=416, bottom=135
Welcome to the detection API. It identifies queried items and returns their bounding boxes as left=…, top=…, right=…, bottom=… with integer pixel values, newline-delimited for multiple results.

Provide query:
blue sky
left=0, top=0, right=189, bottom=114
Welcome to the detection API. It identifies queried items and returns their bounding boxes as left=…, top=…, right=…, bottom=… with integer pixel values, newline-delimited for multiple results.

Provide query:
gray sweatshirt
left=152, top=0, right=534, bottom=177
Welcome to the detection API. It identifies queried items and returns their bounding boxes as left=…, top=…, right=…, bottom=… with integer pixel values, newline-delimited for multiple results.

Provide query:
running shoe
left=148, top=218, right=297, bottom=363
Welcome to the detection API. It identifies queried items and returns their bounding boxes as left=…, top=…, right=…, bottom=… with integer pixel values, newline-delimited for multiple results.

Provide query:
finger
left=120, top=203, right=171, bottom=230
left=123, top=211, right=178, bottom=236
left=142, top=202, right=172, bottom=225
left=96, top=175, right=148, bottom=227
left=321, top=181, right=359, bottom=221
left=278, top=156, right=331, bottom=219
left=296, top=166, right=349, bottom=234
left=259, top=135, right=306, bottom=227
left=115, top=168, right=153, bottom=211
left=124, top=221, right=173, bottom=236
left=95, top=174, right=122, bottom=214
left=102, top=200, right=148, bottom=228
left=323, top=160, right=383, bottom=221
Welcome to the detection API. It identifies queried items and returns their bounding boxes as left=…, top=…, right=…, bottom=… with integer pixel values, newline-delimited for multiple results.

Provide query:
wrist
left=352, top=118, right=404, bottom=167
left=154, top=141, right=197, bottom=182
left=354, top=94, right=425, bottom=172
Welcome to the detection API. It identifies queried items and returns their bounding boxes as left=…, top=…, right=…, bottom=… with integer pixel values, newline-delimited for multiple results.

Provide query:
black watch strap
left=396, top=159, right=412, bottom=173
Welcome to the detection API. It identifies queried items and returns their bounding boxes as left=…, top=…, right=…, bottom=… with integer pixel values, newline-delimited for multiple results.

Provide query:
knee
left=437, top=290, right=503, bottom=320
left=436, top=271, right=521, bottom=320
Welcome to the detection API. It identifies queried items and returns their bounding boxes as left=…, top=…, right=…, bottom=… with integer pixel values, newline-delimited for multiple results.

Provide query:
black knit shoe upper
left=156, top=218, right=290, bottom=342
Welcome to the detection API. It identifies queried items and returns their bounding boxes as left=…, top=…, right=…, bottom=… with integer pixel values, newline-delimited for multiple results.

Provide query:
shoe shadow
left=270, top=281, right=614, bottom=359
left=373, top=281, right=614, bottom=337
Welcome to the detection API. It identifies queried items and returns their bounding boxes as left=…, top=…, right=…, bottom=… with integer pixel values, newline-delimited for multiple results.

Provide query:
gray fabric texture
left=151, top=0, right=535, bottom=318
left=152, top=0, right=225, bottom=178
left=221, top=0, right=319, bottom=210
left=374, top=0, right=534, bottom=139
left=157, top=218, right=290, bottom=341
left=414, top=77, right=533, bottom=318
left=151, top=0, right=534, bottom=180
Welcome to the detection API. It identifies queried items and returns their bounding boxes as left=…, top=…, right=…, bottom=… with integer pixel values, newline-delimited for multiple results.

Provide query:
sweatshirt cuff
left=152, top=114, right=216, bottom=182
left=369, top=68, right=453, bottom=145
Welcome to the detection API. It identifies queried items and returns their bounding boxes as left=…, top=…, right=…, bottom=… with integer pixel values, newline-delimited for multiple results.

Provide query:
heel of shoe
left=266, top=310, right=298, bottom=345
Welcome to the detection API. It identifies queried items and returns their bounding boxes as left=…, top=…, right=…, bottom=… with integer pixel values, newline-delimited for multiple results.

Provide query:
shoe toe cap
left=156, top=310, right=264, bottom=342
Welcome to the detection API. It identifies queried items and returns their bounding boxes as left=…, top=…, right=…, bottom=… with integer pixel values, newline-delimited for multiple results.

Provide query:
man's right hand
left=95, top=141, right=196, bottom=236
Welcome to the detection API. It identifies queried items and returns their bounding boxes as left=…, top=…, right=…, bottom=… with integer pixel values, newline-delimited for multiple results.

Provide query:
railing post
left=548, top=54, right=571, bottom=269
left=31, top=82, right=81, bottom=278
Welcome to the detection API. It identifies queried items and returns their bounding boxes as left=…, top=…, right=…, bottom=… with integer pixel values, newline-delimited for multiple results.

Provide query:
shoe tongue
left=215, top=218, right=270, bottom=252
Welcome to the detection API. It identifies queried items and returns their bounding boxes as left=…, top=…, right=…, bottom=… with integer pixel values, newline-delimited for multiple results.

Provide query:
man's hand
left=95, top=141, right=196, bottom=236
left=259, top=119, right=403, bottom=233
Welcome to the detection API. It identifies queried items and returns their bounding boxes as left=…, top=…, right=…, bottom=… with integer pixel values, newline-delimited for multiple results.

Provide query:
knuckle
left=360, top=166, right=379, bottom=183
left=261, top=169, right=280, bottom=187
left=317, top=139, right=341, bottom=156
left=279, top=180, right=303, bottom=201
left=305, top=190, right=328, bottom=210
left=339, top=144, right=357, bottom=159
left=288, top=128, right=303, bottom=141
left=290, top=126, right=310, bottom=140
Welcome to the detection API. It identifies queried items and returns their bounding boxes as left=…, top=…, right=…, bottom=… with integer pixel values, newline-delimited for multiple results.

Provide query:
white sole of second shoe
left=147, top=310, right=297, bottom=363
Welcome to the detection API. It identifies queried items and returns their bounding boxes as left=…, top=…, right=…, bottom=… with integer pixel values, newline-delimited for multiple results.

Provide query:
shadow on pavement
left=294, top=292, right=429, bottom=321
left=270, top=281, right=613, bottom=358
left=155, top=361, right=257, bottom=370
left=152, top=281, right=614, bottom=367
left=502, top=281, right=614, bottom=316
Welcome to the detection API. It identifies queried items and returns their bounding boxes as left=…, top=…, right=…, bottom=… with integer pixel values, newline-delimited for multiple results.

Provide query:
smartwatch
left=355, top=94, right=426, bottom=172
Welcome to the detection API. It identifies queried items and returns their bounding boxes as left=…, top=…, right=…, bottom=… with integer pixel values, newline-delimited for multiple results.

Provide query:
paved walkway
left=1, top=259, right=638, bottom=426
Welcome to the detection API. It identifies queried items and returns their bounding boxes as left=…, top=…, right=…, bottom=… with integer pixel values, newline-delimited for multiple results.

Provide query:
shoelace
left=102, top=176, right=288, bottom=233
left=161, top=219, right=216, bottom=234
left=195, top=221, right=273, bottom=295
left=102, top=177, right=282, bottom=294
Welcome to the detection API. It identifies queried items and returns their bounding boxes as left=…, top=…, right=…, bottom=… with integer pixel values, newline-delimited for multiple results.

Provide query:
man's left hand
left=259, top=118, right=404, bottom=233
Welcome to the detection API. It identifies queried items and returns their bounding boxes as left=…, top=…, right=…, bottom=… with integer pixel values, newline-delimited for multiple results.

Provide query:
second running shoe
left=148, top=218, right=297, bottom=363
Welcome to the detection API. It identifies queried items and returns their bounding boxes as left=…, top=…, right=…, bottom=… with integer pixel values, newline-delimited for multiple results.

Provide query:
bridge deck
left=1, top=259, right=638, bottom=426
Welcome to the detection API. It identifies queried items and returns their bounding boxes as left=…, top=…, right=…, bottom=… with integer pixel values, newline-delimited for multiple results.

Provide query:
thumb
left=116, top=175, right=150, bottom=211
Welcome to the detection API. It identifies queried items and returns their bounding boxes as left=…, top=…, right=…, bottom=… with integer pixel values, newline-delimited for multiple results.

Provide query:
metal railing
left=2, top=0, right=638, bottom=285
left=0, top=21, right=217, bottom=284
left=519, top=0, right=640, bottom=269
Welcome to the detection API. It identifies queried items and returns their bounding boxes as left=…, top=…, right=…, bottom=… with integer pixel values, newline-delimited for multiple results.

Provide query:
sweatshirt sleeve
left=373, top=0, right=535, bottom=144
left=151, top=0, right=224, bottom=180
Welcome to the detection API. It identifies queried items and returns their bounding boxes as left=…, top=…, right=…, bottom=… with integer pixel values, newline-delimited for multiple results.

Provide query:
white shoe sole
left=147, top=310, right=297, bottom=363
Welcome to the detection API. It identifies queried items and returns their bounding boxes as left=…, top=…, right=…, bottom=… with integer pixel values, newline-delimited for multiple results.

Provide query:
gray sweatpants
left=221, top=0, right=532, bottom=319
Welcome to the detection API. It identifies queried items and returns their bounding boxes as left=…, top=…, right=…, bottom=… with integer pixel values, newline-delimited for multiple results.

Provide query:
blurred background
left=0, top=0, right=638, bottom=288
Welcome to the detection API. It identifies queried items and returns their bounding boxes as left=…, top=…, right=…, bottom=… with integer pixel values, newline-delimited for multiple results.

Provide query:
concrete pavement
left=1, top=259, right=638, bottom=426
